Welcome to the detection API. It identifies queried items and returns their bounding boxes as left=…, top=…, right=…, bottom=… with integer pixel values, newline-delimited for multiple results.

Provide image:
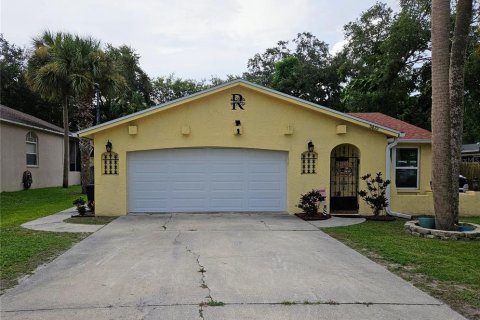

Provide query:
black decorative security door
left=330, top=144, right=359, bottom=212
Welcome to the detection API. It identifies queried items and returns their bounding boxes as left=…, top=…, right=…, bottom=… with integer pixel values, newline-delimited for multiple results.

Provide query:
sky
left=1, top=0, right=399, bottom=80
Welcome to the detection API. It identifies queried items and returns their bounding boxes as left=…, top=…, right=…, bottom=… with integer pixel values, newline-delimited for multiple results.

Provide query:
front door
left=330, top=144, right=360, bottom=212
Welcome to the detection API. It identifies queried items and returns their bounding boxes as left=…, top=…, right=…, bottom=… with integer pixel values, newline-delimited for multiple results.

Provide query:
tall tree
left=151, top=74, right=208, bottom=105
left=0, top=35, right=61, bottom=125
left=340, top=1, right=431, bottom=124
left=73, top=48, right=126, bottom=193
left=449, top=0, right=473, bottom=223
left=102, top=45, right=153, bottom=121
left=431, top=0, right=453, bottom=230
left=463, top=28, right=480, bottom=143
left=26, top=31, right=100, bottom=188
left=244, top=32, right=343, bottom=109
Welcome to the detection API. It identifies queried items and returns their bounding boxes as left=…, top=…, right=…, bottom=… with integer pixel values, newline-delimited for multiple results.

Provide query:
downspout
left=385, top=137, right=412, bottom=219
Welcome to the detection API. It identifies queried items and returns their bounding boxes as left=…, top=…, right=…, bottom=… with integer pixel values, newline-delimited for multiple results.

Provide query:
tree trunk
left=73, top=97, right=95, bottom=193
left=62, top=96, right=69, bottom=188
left=449, top=0, right=473, bottom=224
left=79, top=138, right=92, bottom=193
left=431, top=0, right=454, bottom=230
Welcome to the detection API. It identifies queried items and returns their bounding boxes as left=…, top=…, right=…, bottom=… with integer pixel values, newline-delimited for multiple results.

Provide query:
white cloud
left=330, top=40, right=347, bottom=55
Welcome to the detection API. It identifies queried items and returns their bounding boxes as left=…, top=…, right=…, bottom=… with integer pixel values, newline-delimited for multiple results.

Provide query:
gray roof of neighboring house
left=0, top=104, right=65, bottom=134
left=462, top=143, right=480, bottom=154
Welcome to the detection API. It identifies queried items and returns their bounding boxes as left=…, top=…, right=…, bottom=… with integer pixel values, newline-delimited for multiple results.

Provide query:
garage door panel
left=211, top=179, right=244, bottom=189
left=248, top=181, right=282, bottom=190
left=172, top=182, right=207, bottom=190
left=211, top=161, right=244, bottom=170
left=171, top=199, right=208, bottom=209
left=248, top=200, right=283, bottom=210
left=131, top=199, right=169, bottom=210
left=128, top=149, right=286, bottom=212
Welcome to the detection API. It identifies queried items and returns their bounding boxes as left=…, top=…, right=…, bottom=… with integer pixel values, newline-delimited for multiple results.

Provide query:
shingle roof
left=348, top=112, right=431, bottom=141
left=0, top=104, right=64, bottom=133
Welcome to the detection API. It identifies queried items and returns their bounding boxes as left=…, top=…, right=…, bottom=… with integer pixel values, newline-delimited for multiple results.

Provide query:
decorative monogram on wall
left=231, top=94, right=245, bottom=110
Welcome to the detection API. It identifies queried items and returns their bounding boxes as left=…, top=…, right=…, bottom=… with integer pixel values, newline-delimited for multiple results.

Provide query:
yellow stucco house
left=79, top=80, right=478, bottom=217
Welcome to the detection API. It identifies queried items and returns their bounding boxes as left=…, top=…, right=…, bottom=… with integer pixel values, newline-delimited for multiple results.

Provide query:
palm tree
left=431, top=0, right=454, bottom=230
left=73, top=49, right=127, bottom=193
left=26, top=31, right=100, bottom=188
left=449, top=0, right=473, bottom=224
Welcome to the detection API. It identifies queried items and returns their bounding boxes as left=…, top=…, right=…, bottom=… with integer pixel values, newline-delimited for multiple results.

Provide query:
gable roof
left=0, top=104, right=64, bottom=132
left=0, top=104, right=68, bottom=135
left=78, top=79, right=402, bottom=138
left=349, top=112, right=431, bottom=142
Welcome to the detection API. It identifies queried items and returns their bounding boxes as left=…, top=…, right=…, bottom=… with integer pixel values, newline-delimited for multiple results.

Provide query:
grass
left=0, top=186, right=88, bottom=292
left=64, top=216, right=117, bottom=225
left=322, top=217, right=480, bottom=320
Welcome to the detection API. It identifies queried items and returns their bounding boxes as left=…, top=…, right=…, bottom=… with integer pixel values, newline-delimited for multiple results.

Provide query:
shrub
left=73, top=197, right=87, bottom=216
left=358, top=172, right=390, bottom=216
left=297, top=189, right=326, bottom=216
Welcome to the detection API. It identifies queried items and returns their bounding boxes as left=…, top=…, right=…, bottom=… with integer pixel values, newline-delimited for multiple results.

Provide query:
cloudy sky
left=1, top=0, right=399, bottom=80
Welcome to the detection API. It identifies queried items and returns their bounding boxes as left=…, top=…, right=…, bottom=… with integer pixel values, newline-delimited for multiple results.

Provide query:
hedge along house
left=79, top=80, right=479, bottom=217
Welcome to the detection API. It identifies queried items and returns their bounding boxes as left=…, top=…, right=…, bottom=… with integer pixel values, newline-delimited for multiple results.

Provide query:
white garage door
left=128, top=148, right=287, bottom=213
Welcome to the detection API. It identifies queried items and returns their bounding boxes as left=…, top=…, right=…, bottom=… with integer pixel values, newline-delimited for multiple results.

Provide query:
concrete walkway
left=2, top=213, right=465, bottom=320
left=21, top=207, right=104, bottom=233
left=308, top=216, right=365, bottom=228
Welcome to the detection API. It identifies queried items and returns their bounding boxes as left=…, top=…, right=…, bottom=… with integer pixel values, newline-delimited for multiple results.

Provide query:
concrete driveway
left=1, top=213, right=465, bottom=319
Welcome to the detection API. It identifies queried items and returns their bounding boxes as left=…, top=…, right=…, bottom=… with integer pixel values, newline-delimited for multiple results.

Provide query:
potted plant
left=296, top=189, right=329, bottom=220
left=358, top=172, right=394, bottom=221
left=417, top=216, right=436, bottom=229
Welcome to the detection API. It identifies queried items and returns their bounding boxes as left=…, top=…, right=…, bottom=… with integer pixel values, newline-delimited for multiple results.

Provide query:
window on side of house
left=26, top=132, right=38, bottom=166
left=69, top=140, right=81, bottom=172
left=395, top=147, right=419, bottom=189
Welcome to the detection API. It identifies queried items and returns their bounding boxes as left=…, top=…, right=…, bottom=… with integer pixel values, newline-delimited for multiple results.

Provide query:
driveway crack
left=260, top=220, right=271, bottom=231
left=173, top=231, right=212, bottom=319
left=162, top=213, right=173, bottom=230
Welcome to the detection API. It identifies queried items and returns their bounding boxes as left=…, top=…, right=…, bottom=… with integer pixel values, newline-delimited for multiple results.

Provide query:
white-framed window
left=395, top=147, right=419, bottom=189
left=26, top=131, right=38, bottom=166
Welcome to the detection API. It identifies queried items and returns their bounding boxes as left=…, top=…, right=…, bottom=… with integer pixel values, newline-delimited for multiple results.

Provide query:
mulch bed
left=363, top=215, right=396, bottom=221
left=295, top=213, right=332, bottom=221
left=70, top=214, right=95, bottom=218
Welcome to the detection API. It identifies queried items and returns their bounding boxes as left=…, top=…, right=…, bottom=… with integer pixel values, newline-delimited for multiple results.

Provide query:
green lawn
left=0, top=186, right=87, bottom=292
left=322, top=217, right=480, bottom=320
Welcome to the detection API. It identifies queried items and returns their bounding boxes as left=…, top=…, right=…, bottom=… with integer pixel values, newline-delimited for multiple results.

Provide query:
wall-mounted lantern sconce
left=234, top=120, right=242, bottom=135
left=308, top=141, right=314, bottom=152
left=106, top=140, right=113, bottom=153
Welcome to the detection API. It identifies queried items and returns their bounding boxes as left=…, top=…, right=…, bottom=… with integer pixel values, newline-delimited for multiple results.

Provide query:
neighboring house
left=461, top=143, right=480, bottom=162
left=0, top=105, right=80, bottom=192
left=79, top=80, right=478, bottom=216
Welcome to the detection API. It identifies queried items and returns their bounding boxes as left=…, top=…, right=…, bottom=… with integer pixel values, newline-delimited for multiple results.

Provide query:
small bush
left=358, top=172, right=390, bottom=216
left=73, top=197, right=87, bottom=216
left=72, top=197, right=86, bottom=206
left=297, top=189, right=326, bottom=216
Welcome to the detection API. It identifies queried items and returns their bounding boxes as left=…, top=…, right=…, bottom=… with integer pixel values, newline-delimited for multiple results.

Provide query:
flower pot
left=457, top=224, right=475, bottom=232
left=418, top=217, right=435, bottom=229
